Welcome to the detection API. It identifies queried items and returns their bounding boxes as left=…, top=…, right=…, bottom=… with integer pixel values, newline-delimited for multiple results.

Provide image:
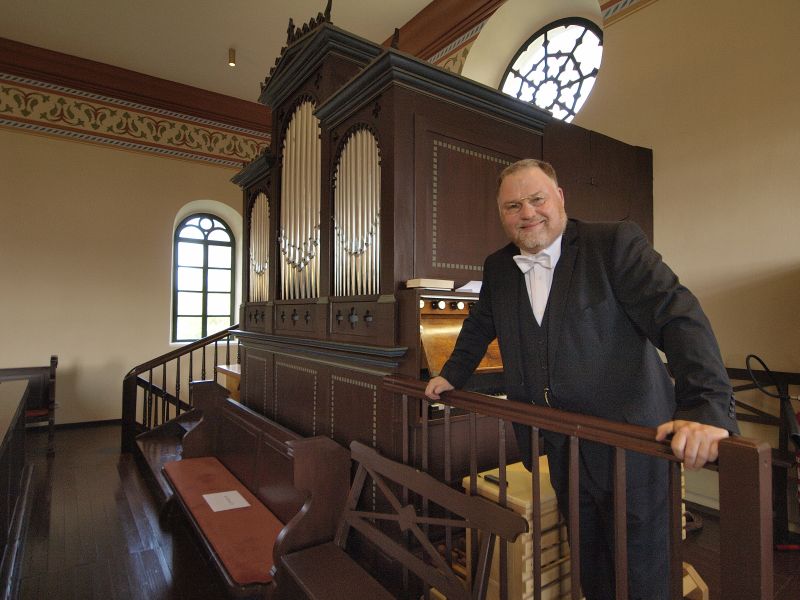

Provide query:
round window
left=500, top=18, right=603, bottom=122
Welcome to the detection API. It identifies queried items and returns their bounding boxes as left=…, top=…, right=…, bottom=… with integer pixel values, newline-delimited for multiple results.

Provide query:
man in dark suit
left=425, top=159, right=738, bottom=600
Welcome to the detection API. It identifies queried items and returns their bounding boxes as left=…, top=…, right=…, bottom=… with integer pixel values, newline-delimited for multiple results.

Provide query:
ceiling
left=1, top=0, right=433, bottom=103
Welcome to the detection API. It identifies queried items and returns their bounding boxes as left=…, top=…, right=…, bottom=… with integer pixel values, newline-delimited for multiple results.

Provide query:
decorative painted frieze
left=0, top=74, right=269, bottom=167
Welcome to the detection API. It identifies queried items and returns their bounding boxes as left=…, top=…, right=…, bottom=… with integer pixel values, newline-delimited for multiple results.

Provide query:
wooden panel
left=543, top=119, right=653, bottom=240
left=413, top=111, right=542, bottom=283
left=273, top=302, right=326, bottom=337
left=274, top=359, right=320, bottom=437
left=329, top=299, right=395, bottom=343
left=244, top=302, right=270, bottom=334
left=243, top=350, right=272, bottom=416
left=217, top=411, right=260, bottom=489
left=329, top=374, right=381, bottom=450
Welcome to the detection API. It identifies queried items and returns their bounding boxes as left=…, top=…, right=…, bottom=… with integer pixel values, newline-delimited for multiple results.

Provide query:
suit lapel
left=499, top=244, right=524, bottom=369
left=547, top=221, right=578, bottom=372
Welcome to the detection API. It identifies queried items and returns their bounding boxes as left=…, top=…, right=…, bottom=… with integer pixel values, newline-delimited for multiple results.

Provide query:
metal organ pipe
left=280, top=101, right=321, bottom=299
left=333, top=129, right=381, bottom=297
left=249, top=192, right=269, bottom=302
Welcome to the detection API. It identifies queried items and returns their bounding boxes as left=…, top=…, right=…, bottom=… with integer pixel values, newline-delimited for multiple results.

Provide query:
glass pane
left=178, top=226, right=203, bottom=240
left=207, top=316, right=231, bottom=335
left=177, top=266, right=203, bottom=291
left=501, top=20, right=602, bottom=122
left=177, top=291, right=203, bottom=315
left=208, top=245, right=232, bottom=268
left=208, top=229, right=231, bottom=242
left=501, top=74, right=522, bottom=97
left=176, top=317, right=202, bottom=340
left=207, top=293, right=231, bottom=315
left=207, top=269, right=232, bottom=292
left=200, top=217, right=213, bottom=231
left=178, top=241, right=204, bottom=267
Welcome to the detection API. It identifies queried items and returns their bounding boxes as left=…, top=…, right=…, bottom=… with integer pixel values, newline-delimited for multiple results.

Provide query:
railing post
left=121, top=374, right=138, bottom=453
left=718, top=437, right=773, bottom=600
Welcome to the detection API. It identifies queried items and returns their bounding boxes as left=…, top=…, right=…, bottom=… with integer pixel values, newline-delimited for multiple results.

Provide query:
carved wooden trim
left=383, top=0, right=504, bottom=60
left=0, top=37, right=269, bottom=133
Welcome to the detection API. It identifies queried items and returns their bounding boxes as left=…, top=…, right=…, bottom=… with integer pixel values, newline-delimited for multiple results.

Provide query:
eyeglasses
left=500, top=195, right=547, bottom=215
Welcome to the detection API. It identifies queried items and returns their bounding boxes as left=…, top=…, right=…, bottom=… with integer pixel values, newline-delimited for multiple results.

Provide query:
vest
left=518, top=276, right=550, bottom=406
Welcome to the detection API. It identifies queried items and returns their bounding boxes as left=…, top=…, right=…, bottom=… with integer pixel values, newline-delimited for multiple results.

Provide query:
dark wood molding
left=0, top=37, right=270, bottom=134
left=383, top=0, right=505, bottom=60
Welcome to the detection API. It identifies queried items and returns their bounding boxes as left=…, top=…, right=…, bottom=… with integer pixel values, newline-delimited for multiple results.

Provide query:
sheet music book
left=405, top=278, right=454, bottom=290
left=203, top=490, right=251, bottom=512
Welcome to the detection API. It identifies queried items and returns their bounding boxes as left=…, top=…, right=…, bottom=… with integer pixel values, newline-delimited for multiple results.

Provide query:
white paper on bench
left=203, top=490, right=251, bottom=512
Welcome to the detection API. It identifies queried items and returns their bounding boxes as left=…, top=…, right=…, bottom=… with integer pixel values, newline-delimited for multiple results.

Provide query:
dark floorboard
left=18, top=424, right=800, bottom=599
left=20, top=424, right=228, bottom=600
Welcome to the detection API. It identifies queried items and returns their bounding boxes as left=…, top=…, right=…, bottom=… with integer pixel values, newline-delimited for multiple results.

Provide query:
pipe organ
left=279, top=100, right=321, bottom=300
left=248, top=192, right=270, bottom=303
left=232, top=13, right=652, bottom=474
left=333, top=128, right=381, bottom=297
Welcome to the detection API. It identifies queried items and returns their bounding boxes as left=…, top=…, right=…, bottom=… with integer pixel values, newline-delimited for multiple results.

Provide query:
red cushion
left=163, top=457, right=285, bottom=586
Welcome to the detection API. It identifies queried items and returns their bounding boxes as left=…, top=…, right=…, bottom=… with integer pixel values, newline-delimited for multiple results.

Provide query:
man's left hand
left=655, top=420, right=730, bottom=470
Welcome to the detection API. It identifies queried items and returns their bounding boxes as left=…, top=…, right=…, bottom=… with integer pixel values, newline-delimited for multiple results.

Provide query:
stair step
left=174, top=409, right=203, bottom=433
left=134, top=411, right=202, bottom=503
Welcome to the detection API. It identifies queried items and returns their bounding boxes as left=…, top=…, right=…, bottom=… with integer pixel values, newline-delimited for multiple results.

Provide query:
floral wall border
left=0, top=73, right=269, bottom=168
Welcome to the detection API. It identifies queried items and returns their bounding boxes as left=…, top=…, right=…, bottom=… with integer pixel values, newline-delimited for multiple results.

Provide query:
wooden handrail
left=125, top=325, right=239, bottom=378
left=384, top=374, right=675, bottom=460
left=121, top=326, right=239, bottom=452
left=383, top=374, right=773, bottom=600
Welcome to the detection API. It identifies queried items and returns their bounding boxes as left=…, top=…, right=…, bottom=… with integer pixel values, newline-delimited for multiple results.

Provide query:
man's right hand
left=424, top=376, right=454, bottom=400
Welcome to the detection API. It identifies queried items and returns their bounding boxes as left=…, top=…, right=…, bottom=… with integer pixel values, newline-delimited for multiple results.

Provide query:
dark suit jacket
left=440, top=219, right=738, bottom=493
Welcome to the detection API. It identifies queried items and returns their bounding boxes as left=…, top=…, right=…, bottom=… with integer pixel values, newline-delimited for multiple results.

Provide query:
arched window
left=172, top=213, right=235, bottom=342
left=500, top=17, right=603, bottom=122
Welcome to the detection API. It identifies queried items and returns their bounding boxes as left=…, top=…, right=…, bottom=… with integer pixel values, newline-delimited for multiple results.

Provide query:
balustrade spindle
left=530, top=426, right=543, bottom=600
left=498, top=419, right=509, bottom=600
left=147, top=368, right=154, bottom=428
left=612, top=447, right=628, bottom=600
left=175, top=357, right=181, bottom=410
left=214, top=340, right=219, bottom=383
left=568, top=436, right=581, bottom=599
left=162, top=363, right=168, bottom=422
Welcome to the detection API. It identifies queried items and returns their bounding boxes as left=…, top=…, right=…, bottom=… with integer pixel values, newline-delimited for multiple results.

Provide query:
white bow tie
left=513, top=253, right=552, bottom=274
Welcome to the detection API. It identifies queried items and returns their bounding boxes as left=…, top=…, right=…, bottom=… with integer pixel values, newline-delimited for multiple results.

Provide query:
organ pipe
left=333, top=129, right=381, bottom=297
left=279, top=100, right=321, bottom=299
left=248, top=192, right=270, bottom=302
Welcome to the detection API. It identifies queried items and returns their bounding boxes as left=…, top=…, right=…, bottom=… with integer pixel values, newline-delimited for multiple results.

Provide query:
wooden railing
left=384, top=374, right=773, bottom=600
left=727, top=362, right=800, bottom=549
left=121, top=327, right=239, bottom=452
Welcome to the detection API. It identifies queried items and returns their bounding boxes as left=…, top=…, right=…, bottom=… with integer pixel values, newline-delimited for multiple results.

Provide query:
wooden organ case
left=232, top=14, right=653, bottom=478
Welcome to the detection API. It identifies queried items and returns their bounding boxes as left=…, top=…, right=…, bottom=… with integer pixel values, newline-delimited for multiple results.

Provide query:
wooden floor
left=19, top=424, right=227, bottom=600
left=17, top=423, right=800, bottom=599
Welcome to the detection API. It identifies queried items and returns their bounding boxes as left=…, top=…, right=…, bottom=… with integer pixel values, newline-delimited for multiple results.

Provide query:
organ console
left=232, top=11, right=652, bottom=476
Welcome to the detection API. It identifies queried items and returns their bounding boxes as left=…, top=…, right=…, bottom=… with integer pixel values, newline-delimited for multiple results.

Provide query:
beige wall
left=0, top=128, right=242, bottom=424
left=575, top=0, right=800, bottom=373
left=574, top=0, right=800, bottom=508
